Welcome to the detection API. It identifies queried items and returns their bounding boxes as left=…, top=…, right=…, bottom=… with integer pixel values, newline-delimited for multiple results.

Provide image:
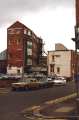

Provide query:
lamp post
left=22, top=39, right=25, bottom=82
left=72, top=26, right=79, bottom=116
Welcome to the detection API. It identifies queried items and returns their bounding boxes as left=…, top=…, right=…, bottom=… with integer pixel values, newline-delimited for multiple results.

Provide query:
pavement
left=22, top=93, right=79, bottom=120
left=39, top=98, right=77, bottom=119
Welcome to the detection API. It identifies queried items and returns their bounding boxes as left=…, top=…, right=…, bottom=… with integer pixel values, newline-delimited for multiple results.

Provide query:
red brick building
left=7, top=21, right=42, bottom=74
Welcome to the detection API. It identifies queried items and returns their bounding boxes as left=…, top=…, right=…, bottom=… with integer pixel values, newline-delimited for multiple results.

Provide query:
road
left=0, top=81, right=76, bottom=120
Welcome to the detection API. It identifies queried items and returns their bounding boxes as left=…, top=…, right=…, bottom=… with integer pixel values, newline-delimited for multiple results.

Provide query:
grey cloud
left=0, top=0, right=74, bottom=26
left=2, top=0, right=74, bottom=11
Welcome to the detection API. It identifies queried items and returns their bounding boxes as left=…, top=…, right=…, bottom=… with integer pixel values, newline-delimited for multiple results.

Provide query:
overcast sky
left=0, top=0, right=75, bottom=52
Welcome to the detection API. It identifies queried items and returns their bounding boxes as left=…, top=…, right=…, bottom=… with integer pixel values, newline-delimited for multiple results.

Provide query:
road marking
left=22, top=93, right=76, bottom=120
left=22, top=93, right=76, bottom=113
left=0, top=91, right=8, bottom=94
left=22, top=105, right=41, bottom=113
left=45, top=93, right=77, bottom=105
left=55, top=106, right=74, bottom=113
left=0, top=88, right=10, bottom=94
left=0, top=91, right=9, bottom=94
left=24, top=116, right=35, bottom=119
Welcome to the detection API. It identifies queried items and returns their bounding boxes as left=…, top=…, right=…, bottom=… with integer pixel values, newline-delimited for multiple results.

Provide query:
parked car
left=11, top=77, right=41, bottom=91
left=11, top=82, right=28, bottom=91
left=0, top=74, right=9, bottom=79
left=57, top=76, right=66, bottom=80
left=47, top=77, right=52, bottom=81
left=53, top=77, right=66, bottom=85
left=7, top=74, right=21, bottom=80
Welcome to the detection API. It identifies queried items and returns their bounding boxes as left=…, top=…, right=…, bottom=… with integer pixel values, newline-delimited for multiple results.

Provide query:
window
left=17, top=48, right=22, bottom=51
left=17, top=69, right=20, bottom=74
left=27, top=49, right=32, bottom=55
left=50, top=64, right=54, bottom=72
left=57, top=67, right=60, bottom=74
left=17, top=39, right=21, bottom=45
left=27, top=41, right=32, bottom=48
left=8, top=64, right=11, bottom=69
left=0, top=53, right=2, bottom=56
left=52, top=55, right=55, bottom=62
left=55, top=55, right=60, bottom=57
left=33, top=43, right=36, bottom=49
left=8, top=53, right=12, bottom=59
left=8, top=29, right=15, bottom=34
left=24, top=29, right=27, bottom=34
left=16, top=30, right=20, bottom=34
left=28, top=30, right=31, bottom=36
left=33, top=34, right=36, bottom=39
left=8, top=28, right=21, bottom=34
left=27, top=58, right=32, bottom=65
left=8, top=40, right=11, bottom=45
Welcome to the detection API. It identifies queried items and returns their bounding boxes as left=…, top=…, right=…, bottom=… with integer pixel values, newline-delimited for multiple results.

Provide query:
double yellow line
left=22, top=93, right=77, bottom=114
left=0, top=89, right=9, bottom=94
left=0, top=91, right=9, bottom=94
left=45, top=93, right=77, bottom=105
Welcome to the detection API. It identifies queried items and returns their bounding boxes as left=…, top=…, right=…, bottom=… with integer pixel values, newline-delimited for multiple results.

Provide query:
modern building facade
left=47, top=44, right=79, bottom=79
left=7, top=21, right=42, bottom=74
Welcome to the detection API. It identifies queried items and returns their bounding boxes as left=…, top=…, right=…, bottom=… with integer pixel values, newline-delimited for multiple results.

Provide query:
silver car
left=53, top=77, right=66, bottom=85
